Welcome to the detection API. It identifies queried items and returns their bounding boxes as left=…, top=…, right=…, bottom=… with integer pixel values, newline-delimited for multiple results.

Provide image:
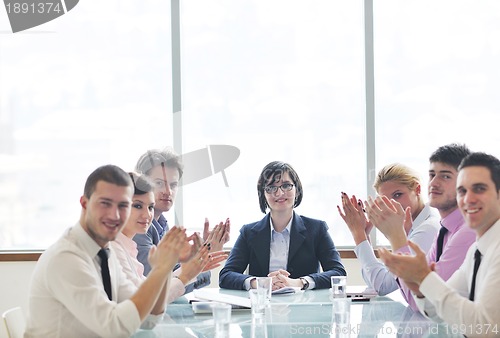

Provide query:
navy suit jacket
left=219, top=213, right=346, bottom=290
left=133, top=217, right=210, bottom=293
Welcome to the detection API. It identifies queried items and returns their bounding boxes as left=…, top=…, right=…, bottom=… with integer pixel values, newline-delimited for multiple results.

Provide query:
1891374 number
left=5, top=2, right=62, bottom=14
left=444, top=323, right=499, bottom=336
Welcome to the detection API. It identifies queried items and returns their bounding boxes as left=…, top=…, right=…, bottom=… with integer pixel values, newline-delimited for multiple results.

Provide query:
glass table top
left=132, top=289, right=465, bottom=338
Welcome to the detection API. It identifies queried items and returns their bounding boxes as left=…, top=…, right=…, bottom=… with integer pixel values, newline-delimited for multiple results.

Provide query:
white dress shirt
left=354, top=203, right=440, bottom=295
left=25, top=223, right=143, bottom=338
left=268, top=219, right=291, bottom=273
left=416, top=218, right=500, bottom=337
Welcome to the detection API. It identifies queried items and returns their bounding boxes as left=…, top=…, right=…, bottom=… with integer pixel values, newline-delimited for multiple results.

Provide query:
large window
left=374, top=0, right=500, bottom=170
left=373, top=0, right=500, bottom=244
left=0, top=0, right=173, bottom=249
left=1, top=1, right=499, bottom=250
left=179, top=0, right=365, bottom=247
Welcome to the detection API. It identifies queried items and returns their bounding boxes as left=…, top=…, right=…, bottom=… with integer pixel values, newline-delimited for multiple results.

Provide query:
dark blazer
left=219, top=212, right=346, bottom=290
left=133, top=218, right=210, bottom=292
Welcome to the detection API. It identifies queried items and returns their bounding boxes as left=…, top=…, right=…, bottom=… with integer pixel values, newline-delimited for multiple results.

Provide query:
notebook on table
left=193, top=289, right=251, bottom=308
left=272, top=286, right=301, bottom=295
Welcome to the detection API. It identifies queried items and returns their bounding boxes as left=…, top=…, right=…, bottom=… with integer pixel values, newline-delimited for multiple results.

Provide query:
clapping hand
left=366, top=196, right=412, bottom=250
left=338, top=192, right=372, bottom=245
left=378, top=241, right=432, bottom=286
left=203, top=217, right=231, bottom=252
left=177, top=243, right=229, bottom=285
left=177, top=244, right=211, bottom=284
left=148, top=226, right=186, bottom=271
left=202, top=250, right=229, bottom=272
left=178, top=231, right=203, bottom=263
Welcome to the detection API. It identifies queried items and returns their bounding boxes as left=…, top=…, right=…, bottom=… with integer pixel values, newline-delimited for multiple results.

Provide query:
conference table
left=132, top=288, right=465, bottom=337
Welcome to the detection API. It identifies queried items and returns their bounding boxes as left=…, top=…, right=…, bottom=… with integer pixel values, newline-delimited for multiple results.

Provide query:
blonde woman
left=338, top=163, right=440, bottom=295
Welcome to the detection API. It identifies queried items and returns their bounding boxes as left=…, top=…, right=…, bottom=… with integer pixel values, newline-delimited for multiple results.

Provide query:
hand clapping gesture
left=378, top=240, right=432, bottom=289
left=337, top=192, right=372, bottom=245
left=178, top=230, right=203, bottom=263
left=365, top=195, right=413, bottom=250
left=148, top=226, right=187, bottom=272
left=175, top=218, right=231, bottom=284
left=203, top=217, right=231, bottom=252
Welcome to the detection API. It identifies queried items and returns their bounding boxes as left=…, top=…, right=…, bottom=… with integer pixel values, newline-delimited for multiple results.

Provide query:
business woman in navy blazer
left=219, top=161, right=346, bottom=291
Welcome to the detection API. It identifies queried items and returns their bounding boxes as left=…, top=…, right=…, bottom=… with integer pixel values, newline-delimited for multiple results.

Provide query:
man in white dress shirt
left=25, top=165, right=197, bottom=337
left=379, top=152, right=500, bottom=337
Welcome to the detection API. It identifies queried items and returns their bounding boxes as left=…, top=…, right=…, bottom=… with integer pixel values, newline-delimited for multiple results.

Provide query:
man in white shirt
left=25, top=164, right=198, bottom=337
left=379, top=152, right=500, bottom=337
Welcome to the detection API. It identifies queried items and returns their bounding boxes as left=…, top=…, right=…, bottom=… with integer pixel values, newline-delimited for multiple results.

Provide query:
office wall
left=0, top=261, right=36, bottom=338
left=0, top=259, right=363, bottom=338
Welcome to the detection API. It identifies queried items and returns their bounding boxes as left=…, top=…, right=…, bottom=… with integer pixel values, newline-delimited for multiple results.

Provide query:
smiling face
left=121, top=191, right=155, bottom=238
left=457, top=166, right=500, bottom=237
left=80, top=181, right=133, bottom=248
left=264, top=171, right=296, bottom=213
left=148, top=165, right=179, bottom=216
left=428, top=162, right=459, bottom=217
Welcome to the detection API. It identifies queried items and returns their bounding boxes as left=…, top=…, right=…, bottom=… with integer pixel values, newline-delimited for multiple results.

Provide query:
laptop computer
left=346, top=285, right=378, bottom=301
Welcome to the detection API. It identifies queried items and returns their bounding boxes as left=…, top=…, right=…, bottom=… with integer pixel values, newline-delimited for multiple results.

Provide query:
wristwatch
left=300, top=277, right=309, bottom=290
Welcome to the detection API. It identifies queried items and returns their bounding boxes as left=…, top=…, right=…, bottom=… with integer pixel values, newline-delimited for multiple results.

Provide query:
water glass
left=331, top=298, right=351, bottom=338
left=251, top=314, right=268, bottom=338
left=331, top=298, right=351, bottom=325
left=331, top=276, right=347, bottom=298
left=212, top=302, right=231, bottom=338
left=249, top=288, right=267, bottom=317
left=256, top=276, right=272, bottom=303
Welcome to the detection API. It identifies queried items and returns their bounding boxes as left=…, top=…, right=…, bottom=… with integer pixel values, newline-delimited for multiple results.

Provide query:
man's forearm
left=151, top=273, right=172, bottom=315
left=130, top=265, right=171, bottom=320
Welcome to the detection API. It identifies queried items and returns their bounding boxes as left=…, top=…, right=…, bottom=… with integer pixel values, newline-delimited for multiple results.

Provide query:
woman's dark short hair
left=257, top=161, right=303, bottom=213
left=128, top=172, right=155, bottom=195
left=84, top=165, right=133, bottom=199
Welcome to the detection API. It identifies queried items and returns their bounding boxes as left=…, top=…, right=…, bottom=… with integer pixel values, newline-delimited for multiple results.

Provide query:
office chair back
left=2, top=307, right=26, bottom=338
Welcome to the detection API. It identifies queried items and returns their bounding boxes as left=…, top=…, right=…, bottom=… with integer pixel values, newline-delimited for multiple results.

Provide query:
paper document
left=272, top=287, right=300, bottom=295
left=193, top=289, right=251, bottom=308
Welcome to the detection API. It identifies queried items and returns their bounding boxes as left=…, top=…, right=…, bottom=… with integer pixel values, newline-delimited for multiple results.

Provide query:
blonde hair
left=373, top=163, right=421, bottom=193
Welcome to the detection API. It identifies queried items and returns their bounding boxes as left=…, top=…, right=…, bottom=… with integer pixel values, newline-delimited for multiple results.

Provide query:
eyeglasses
left=264, top=183, right=294, bottom=194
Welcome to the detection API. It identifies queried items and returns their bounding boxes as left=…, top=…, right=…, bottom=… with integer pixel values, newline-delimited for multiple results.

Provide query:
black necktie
left=97, top=249, right=112, bottom=301
left=469, top=249, right=482, bottom=301
left=436, top=226, right=448, bottom=262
